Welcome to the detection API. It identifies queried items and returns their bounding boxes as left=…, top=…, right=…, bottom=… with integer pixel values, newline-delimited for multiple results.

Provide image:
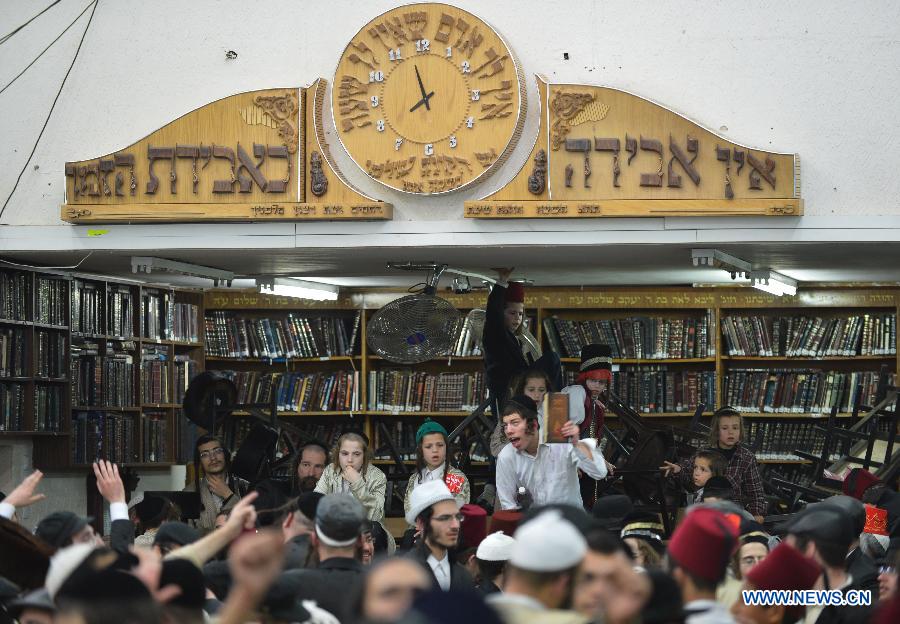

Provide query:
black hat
left=579, top=344, right=613, bottom=373
left=786, top=506, right=855, bottom=549
left=592, top=495, right=634, bottom=532
left=739, top=519, right=771, bottom=547
left=296, top=491, right=324, bottom=522
left=134, top=495, right=168, bottom=525
left=315, top=494, right=365, bottom=547
left=820, top=495, right=866, bottom=536
left=7, top=588, right=55, bottom=617
left=260, top=576, right=311, bottom=623
left=703, top=476, right=734, bottom=500
left=506, top=394, right=538, bottom=416
left=0, top=517, right=51, bottom=590
left=35, top=512, right=93, bottom=549
left=153, top=522, right=200, bottom=548
left=621, top=511, right=666, bottom=553
left=159, top=558, right=206, bottom=610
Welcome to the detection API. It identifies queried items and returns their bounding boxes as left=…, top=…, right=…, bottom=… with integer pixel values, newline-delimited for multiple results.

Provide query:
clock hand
left=410, top=64, right=435, bottom=112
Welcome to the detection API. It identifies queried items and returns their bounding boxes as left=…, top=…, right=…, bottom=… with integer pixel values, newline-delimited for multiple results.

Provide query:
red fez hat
left=746, top=543, right=820, bottom=591
left=668, top=508, right=739, bottom=583
left=505, top=282, right=525, bottom=304
left=842, top=468, right=880, bottom=500
left=490, top=510, right=523, bottom=537
left=459, top=504, right=488, bottom=550
left=864, top=504, right=889, bottom=536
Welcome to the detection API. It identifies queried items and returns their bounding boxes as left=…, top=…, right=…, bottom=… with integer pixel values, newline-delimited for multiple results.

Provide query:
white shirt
left=414, top=464, right=445, bottom=487
left=427, top=552, right=452, bottom=591
left=684, top=599, right=735, bottom=624
left=495, top=438, right=607, bottom=510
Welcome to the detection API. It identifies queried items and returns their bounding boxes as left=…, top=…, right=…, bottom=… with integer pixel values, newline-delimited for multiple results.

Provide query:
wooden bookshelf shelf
left=172, top=341, right=204, bottom=347
left=368, top=410, right=476, bottom=417
left=205, top=355, right=356, bottom=363
left=0, top=430, right=70, bottom=437
left=33, top=322, right=68, bottom=331
left=0, top=376, right=30, bottom=382
left=34, top=377, right=68, bottom=383
left=0, top=318, right=31, bottom=326
left=561, top=357, right=716, bottom=364
left=369, top=355, right=484, bottom=362
left=72, top=406, right=141, bottom=412
left=722, top=355, right=894, bottom=361
left=232, top=410, right=358, bottom=417
left=608, top=411, right=714, bottom=418
left=740, top=412, right=854, bottom=419
left=142, top=403, right=181, bottom=409
left=759, top=459, right=813, bottom=464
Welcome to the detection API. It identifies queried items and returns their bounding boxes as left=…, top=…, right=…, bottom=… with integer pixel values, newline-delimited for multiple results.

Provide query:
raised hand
left=93, top=461, right=126, bottom=504
left=5, top=470, right=45, bottom=509
left=222, top=491, right=258, bottom=539
left=228, top=529, right=284, bottom=600
left=660, top=460, right=681, bottom=477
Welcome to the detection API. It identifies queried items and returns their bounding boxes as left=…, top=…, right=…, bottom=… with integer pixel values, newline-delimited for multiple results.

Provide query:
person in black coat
left=404, top=480, right=474, bottom=593
left=483, top=268, right=562, bottom=412
left=280, top=494, right=366, bottom=622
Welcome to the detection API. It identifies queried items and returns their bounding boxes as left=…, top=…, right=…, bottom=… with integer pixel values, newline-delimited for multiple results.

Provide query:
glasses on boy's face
left=433, top=513, right=465, bottom=523
left=199, top=447, right=225, bottom=460
left=879, top=565, right=896, bottom=575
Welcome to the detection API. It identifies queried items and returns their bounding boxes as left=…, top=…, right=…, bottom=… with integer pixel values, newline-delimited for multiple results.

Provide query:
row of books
left=141, top=345, right=171, bottom=404
left=108, top=285, right=135, bottom=338
left=36, top=277, right=67, bottom=326
left=0, top=327, right=26, bottom=377
left=219, top=370, right=360, bottom=412
left=722, top=369, right=896, bottom=414
left=745, top=419, right=844, bottom=461
left=34, top=385, right=63, bottom=431
left=72, top=410, right=136, bottom=464
left=544, top=313, right=715, bottom=359
left=612, top=369, right=715, bottom=414
left=142, top=413, right=169, bottom=462
left=174, top=356, right=200, bottom=405
left=721, top=314, right=897, bottom=357
left=0, top=383, right=25, bottom=431
left=35, top=330, right=66, bottom=378
left=367, top=370, right=487, bottom=413
left=142, top=290, right=175, bottom=340
left=70, top=341, right=136, bottom=406
left=204, top=311, right=361, bottom=359
left=0, top=271, right=29, bottom=321
left=173, top=303, right=200, bottom=343
left=71, top=279, right=105, bottom=335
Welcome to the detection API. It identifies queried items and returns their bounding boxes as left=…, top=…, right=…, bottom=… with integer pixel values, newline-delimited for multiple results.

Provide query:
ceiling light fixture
left=131, top=256, right=234, bottom=287
left=749, top=270, right=797, bottom=297
left=256, top=277, right=339, bottom=301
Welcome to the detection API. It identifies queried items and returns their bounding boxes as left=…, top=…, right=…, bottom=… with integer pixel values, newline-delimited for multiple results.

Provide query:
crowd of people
left=0, top=271, right=898, bottom=623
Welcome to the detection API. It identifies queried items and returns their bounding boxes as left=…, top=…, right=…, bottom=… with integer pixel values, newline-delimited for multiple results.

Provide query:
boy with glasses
left=405, top=480, right=475, bottom=592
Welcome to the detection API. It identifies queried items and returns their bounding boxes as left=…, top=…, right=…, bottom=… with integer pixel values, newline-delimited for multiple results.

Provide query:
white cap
left=476, top=531, right=515, bottom=562
left=45, top=542, right=95, bottom=599
left=405, top=480, right=455, bottom=525
left=510, top=510, right=587, bottom=572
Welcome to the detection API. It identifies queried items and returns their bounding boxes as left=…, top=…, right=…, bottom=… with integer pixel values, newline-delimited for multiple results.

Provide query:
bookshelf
left=1, top=266, right=204, bottom=471
left=200, top=287, right=900, bottom=472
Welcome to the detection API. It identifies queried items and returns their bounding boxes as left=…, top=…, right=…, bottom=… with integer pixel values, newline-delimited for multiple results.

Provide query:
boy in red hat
left=667, top=507, right=740, bottom=624
left=730, top=542, right=822, bottom=624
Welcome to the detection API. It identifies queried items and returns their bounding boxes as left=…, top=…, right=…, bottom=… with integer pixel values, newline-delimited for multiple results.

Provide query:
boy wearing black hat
left=495, top=394, right=608, bottom=511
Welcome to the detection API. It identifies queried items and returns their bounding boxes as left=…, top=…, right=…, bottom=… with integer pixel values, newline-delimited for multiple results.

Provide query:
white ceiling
left=4, top=241, right=900, bottom=290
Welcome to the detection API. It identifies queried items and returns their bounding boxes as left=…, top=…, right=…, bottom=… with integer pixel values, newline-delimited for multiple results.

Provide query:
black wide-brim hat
left=580, top=344, right=613, bottom=373
left=621, top=511, right=666, bottom=553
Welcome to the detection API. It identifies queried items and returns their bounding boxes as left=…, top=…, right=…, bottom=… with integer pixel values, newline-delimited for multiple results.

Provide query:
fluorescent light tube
left=257, top=278, right=339, bottom=301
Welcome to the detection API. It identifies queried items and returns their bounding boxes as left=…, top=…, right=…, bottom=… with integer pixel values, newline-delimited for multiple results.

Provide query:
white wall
left=2, top=0, right=900, bottom=226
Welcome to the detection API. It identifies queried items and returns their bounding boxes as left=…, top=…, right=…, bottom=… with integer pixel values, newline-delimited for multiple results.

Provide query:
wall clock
left=332, top=2, right=526, bottom=195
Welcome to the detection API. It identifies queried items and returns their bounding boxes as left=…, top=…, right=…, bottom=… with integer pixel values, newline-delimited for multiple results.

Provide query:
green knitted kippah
left=415, top=418, right=448, bottom=445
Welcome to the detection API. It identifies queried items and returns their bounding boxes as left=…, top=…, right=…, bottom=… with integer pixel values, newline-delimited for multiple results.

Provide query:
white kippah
left=405, top=480, right=455, bottom=525
left=476, top=531, right=515, bottom=562
left=510, top=510, right=586, bottom=572
left=45, top=542, right=95, bottom=599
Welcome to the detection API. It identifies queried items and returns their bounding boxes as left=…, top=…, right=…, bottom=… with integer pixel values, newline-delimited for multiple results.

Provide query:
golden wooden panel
left=65, top=88, right=302, bottom=205
left=464, top=198, right=802, bottom=218
left=332, top=2, right=526, bottom=194
left=60, top=201, right=392, bottom=223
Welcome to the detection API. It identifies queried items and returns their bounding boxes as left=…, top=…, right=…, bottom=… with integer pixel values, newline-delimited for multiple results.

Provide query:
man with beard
left=487, top=509, right=589, bottom=624
left=293, top=440, right=329, bottom=494
left=405, top=480, right=474, bottom=592
left=183, top=435, right=246, bottom=534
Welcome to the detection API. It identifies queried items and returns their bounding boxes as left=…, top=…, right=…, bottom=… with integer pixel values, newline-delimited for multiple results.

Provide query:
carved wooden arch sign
left=465, top=76, right=802, bottom=218
left=61, top=82, right=391, bottom=223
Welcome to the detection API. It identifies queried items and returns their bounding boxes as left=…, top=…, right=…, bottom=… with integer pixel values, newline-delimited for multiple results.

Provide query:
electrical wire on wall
left=0, top=0, right=63, bottom=46
left=0, top=0, right=100, bottom=224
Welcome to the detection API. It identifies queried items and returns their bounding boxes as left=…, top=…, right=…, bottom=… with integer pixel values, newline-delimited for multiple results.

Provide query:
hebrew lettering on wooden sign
left=467, top=76, right=801, bottom=218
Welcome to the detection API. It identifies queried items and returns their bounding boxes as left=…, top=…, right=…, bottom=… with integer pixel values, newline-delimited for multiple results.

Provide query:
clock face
left=332, top=3, right=525, bottom=195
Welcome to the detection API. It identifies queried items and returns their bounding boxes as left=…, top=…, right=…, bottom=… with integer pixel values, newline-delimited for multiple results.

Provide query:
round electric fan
left=368, top=263, right=462, bottom=364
